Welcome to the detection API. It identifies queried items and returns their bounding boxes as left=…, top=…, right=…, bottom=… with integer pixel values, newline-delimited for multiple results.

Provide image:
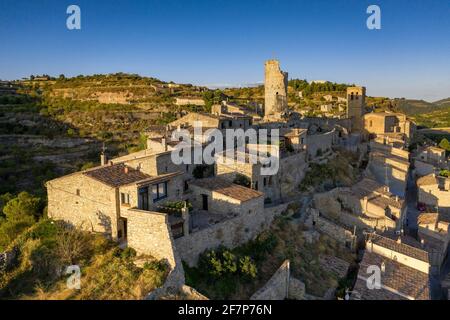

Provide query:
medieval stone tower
left=264, top=60, right=288, bottom=118
left=346, top=86, right=366, bottom=131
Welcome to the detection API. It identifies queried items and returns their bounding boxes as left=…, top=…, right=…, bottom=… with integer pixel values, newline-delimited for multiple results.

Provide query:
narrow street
left=405, top=168, right=443, bottom=299
left=404, top=169, right=419, bottom=236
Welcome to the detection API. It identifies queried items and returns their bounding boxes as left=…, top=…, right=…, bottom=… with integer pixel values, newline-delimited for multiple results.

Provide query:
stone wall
left=308, top=209, right=356, bottom=248
left=306, top=130, right=336, bottom=160
left=0, top=248, right=17, bottom=272
left=46, top=173, right=119, bottom=239
left=250, top=260, right=305, bottom=300
left=175, top=202, right=289, bottom=266
left=314, top=189, right=397, bottom=231
left=189, top=184, right=264, bottom=216
left=121, top=208, right=185, bottom=290
left=414, top=160, right=435, bottom=177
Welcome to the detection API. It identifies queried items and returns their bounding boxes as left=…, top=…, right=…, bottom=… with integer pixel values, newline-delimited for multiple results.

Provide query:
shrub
left=239, top=256, right=257, bottom=279
left=120, top=247, right=137, bottom=259
left=233, top=174, right=251, bottom=187
left=3, top=192, right=42, bottom=220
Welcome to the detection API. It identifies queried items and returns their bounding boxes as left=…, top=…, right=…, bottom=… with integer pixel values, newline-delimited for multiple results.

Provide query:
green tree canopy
left=3, top=191, right=42, bottom=220
left=439, top=138, right=450, bottom=152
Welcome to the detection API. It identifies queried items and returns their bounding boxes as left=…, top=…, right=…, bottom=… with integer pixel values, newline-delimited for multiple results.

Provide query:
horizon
left=0, top=0, right=449, bottom=101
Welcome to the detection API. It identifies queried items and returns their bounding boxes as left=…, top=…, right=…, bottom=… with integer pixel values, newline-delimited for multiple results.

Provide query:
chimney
left=124, top=166, right=129, bottom=174
left=161, top=137, right=167, bottom=151
left=181, top=201, right=190, bottom=236
left=100, top=152, right=107, bottom=166
left=381, top=262, right=385, bottom=273
left=396, top=237, right=401, bottom=244
left=420, top=239, right=425, bottom=247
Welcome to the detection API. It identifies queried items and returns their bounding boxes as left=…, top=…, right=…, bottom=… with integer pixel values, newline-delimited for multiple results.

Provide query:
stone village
left=45, top=60, right=450, bottom=300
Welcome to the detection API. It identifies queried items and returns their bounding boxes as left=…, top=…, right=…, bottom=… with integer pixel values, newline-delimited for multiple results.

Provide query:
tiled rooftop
left=353, top=250, right=430, bottom=300
left=368, top=233, right=430, bottom=263
left=83, top=163, right=151, bottom=187
left=417, top=174, right=438, bottom=187
left=352, top=178, right=404, bottom=209
left=190, top=177, right=264, bottom=202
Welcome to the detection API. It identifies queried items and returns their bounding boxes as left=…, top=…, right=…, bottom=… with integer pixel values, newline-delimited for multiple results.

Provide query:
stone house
left=417, top=173, right=450, bottom=213
left=46, top=163, right=185, bottom=242
left=364, top=112, right=415, bottom=140
left=168, top=111, right=252, bottom=131
left=417, top=212, right=450, bottom=271
left=366, top=147, right=410, bottom=198
left=320, top=104, right=333, bottom=112
left=189, top=177, right=264, bottom=217
left=352, top=233, right=431, bottom=300
left=175, top=97, right=205, bottom=106
left=414, top=146, right=447, bottom=177
left=314, top=178, right=405, bottom=232
left=323, top=94, right=334, bottom=102
left=215, top=143, right=307, bottom=202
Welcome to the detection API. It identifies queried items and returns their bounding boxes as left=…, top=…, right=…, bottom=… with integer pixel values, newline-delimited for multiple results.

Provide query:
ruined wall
left=309, top=210, right=355, bottom=247
left=121, top=208, right=185, bottom=289
left=278, top=151, right=308, bottom=197
left=250, top=260, right=305, bottom=300
left=46, top=173, right=119, bottom=239
left=314, top=189, right=397, bottom=231
left=264, top=60, right=288, bottom=117
left=169, top=112, right=218, bottom=129
left=189, top=184, right=264, bottom=216
left=175, top=202, right=289, bottom=266
left=306, top=130, right=335, bottom=159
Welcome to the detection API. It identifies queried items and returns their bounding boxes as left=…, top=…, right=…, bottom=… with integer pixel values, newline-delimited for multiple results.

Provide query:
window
left=263, top=178, right=267, bottom=187
left=369, top=120, right=373, bottom=127
left=186, top=164, right=189, bottom=172
left=152, top=182, right=168, bottom=202
left=76, top=189, right=80, bottom=196
left=120, top=192, right=130, bottom=205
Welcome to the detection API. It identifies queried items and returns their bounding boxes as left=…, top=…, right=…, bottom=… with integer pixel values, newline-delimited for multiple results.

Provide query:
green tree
left=239, top=256, right=257, bottom=279
left=3, top=191, right=42, bottom=220
left=439, top=138, right=450, bottom=152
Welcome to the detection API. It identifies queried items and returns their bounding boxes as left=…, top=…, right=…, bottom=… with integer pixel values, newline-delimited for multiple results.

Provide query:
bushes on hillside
left=233, top=174, right=251, bottom=188
left=0, top=192, right=43, bottom=251
left=0, top=219, right=168, bottom=300
left=184, top=232, right=277, bottom=299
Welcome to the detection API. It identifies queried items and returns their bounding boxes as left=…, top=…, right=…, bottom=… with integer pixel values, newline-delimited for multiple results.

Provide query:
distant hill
left=433, top=97, right=450, bottom=108
left=392, top=98, right=449, bottom=116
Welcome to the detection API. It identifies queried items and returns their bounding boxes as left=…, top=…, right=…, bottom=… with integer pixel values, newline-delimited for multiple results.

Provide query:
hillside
left=391, top=98, right=447, bottom=115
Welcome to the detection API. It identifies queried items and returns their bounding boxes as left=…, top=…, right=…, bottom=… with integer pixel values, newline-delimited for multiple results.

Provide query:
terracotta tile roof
left=417, top=174, right=437, bottom=187
left=368, top=233, right=430, bottom=263
left=190, top=177, right=264, bottom=202
left=352, top=178, right=404, bottom=209
left=353, top=251, right=430, bottom=300
left=418, top=213, right=439, bottom=226
left=427, top=146, right=445, bottom=153
left=83, top=163, right=151, bottom=187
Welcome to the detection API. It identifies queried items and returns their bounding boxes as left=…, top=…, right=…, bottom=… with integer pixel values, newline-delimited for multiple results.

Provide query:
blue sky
left=0, top=0, right=449, bottom=101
